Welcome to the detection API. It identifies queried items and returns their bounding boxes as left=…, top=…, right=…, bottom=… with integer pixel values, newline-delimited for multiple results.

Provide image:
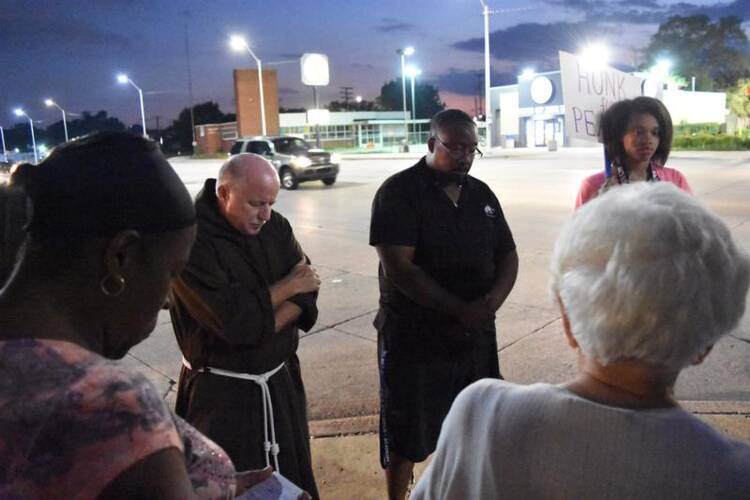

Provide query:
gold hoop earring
left=100, top=274, right=126, bottom=297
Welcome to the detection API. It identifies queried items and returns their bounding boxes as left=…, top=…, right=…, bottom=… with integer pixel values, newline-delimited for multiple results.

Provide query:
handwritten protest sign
left=559, top=51, right=643, bottom=142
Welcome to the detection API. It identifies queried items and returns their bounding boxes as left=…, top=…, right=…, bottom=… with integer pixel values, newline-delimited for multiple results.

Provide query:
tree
left=54, top=111, right=126, bottom=144
left=166, top=101, right=236, bottom=154
left=727, top=79, right=750, bottom=128
left=326, top=99, right=377, bottom=112
left=3, top=123, right=46, bottom=152
left=377, top=79, right=445, bottom=119
left=642, top=15, right=750, bottom=90
left=3, top=110, right=126, bottom=151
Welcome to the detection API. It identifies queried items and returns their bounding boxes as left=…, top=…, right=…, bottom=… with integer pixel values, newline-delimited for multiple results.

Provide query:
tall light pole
left=479, top=0, right=493, bottom=149
left=14, top=108, right=38, bottom=163
left=230, top=35, right=267, bottom=136
left=406, top=66, right=422, bottom=121
left=406, top=66, right=422, bottom=145
left=478, top=3, right=530, bottom=149
left=397, top=46, right=414, bottom=145
left=44, top=99, right=69, bottom=142
left=182, top=12, right=197, bottom=149
left=117, top=74, right=147, bottom=137
left=0, top=126, right=6, bottom=163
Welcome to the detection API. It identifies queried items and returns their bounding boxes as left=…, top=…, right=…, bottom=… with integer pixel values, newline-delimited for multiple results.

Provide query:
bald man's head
left=215, top=154, right=280, bottom=235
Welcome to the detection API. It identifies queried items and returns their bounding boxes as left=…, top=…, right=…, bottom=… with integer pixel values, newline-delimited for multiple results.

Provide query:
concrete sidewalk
left=308, top=401, right=750, bottom=500
left=127, top=311, right=750, bottom=499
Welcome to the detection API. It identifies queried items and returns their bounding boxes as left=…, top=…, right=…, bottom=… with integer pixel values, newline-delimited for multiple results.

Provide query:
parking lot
left=122, top=147, right=750, bottom=431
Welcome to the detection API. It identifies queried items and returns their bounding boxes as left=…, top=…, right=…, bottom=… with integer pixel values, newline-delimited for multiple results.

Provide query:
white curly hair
left=550, top=182, right=750, bottom=369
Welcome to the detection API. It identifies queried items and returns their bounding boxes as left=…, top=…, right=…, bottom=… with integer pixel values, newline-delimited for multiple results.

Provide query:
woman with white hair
left=412, top=183, right=750, bottom=499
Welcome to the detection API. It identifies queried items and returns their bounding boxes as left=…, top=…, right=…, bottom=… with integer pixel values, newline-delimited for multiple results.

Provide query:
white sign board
left=301, top=53, right=330, bottom=86
left=307, top=109, right=330, bottom=125
left=559, top=51, right=643, bottom=142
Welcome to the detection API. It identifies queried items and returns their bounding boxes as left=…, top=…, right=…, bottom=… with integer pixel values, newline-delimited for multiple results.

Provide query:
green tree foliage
left=5, top=110, right=126, bottom=151
left=327, top=99, right=377, bottom=111
left=727, top=79, right=750, bottom=118
left=643, top=15, right=750, bottom=90
left=167, top=101, right=236, bottom=153
left=62, top=110, right=126, bottom=142
left=377, top=79, right=445, bottom=119
left=3, top=123, right=46, bottom=153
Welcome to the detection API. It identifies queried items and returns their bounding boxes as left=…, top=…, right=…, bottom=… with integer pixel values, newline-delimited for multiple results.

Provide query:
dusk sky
left=2, top=0, right=748, bottom=129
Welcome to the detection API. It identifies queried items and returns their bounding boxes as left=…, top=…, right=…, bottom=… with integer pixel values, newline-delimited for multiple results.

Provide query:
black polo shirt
left=369, top=157, right=516, bottom=347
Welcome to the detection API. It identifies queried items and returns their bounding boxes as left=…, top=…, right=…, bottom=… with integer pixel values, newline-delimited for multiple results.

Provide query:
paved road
left=125, top=148, right=750, bottom=428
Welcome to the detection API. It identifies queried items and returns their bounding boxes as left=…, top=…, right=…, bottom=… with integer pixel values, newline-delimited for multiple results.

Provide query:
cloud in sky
left=543, top=0, right=750, bottom=24
left=374, top=17, right=415, bottom=32
left=0, top=10, right=130, bottom=49
left=454, top=22, right=611, bottom=64
left=435, top=68, right=517, bottom=96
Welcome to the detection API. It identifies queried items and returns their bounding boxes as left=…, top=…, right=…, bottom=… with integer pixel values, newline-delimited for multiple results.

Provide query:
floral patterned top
left=0, top=338, right=236, bottom=499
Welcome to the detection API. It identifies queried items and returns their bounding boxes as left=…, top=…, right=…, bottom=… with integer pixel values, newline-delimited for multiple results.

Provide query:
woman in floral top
left=0, top=132, right=253, bottom=499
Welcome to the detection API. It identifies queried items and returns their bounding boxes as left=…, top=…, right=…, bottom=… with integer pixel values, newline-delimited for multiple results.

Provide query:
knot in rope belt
left=183, top=357, right=285, bottom=472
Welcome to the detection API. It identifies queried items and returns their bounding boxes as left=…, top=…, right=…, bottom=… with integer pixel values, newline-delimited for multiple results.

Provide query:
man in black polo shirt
left=370, top=109, right=518, bottom=499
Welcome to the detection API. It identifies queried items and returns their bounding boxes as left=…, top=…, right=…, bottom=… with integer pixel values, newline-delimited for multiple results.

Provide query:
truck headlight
left=330, top=153, right=341, bottom=164
left=291, top=156, right=312, bottom=168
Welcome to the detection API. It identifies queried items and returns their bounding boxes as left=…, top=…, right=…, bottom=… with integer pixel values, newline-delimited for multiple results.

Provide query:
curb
left=310, top=414, right=378, bottom=438
left=309, top=401, right=750, bottom=439
left=682, top=400, right=750, bottom=415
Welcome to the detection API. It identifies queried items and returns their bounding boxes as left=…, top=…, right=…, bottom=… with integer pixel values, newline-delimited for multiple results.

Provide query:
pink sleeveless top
left=575, top=165, right=692, bottom=208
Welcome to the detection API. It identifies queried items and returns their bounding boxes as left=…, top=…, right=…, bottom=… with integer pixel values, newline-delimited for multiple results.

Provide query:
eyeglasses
left=433, top=137, right=483, bottom=159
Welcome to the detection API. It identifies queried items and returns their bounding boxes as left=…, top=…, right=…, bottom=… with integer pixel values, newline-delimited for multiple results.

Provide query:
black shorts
left=377, top=329, right=501, bottom=468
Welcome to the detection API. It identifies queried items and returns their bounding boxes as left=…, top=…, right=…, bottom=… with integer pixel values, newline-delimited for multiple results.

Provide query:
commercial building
left=195, top=111, right=431, bottom=153
left=488, top=69, right=728, bottom=148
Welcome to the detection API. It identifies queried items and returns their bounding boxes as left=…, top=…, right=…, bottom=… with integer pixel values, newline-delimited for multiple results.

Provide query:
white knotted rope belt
left=183, top=357, right=285, bottom=472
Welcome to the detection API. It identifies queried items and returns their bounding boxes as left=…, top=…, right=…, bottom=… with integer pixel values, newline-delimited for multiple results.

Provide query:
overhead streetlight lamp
left=397, top=46, right=414, bottom=145
left=116, top=74, right=148, bottom=137
left=44, top=98, right=69, bottom=142
left=519, top=68, right=536, bottom=80
left=650, top=58, right=673, bottom=80
left=355, top=95, right=363, bottom=103
left=230, top=35, right=267, bottom=135
left=579, top=43, right=610, bottom=72
left=14, top=108, right=38, bottom=163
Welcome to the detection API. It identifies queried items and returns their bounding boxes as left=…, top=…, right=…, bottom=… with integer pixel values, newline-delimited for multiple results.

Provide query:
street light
left=0, top=126, right=6, bottom=163
left=117, top=74, right=147, bottom=137
left=579, top=43, right=610, bottom=71
left=650, top=58, right=672, bottom=81
left=405, top=66, right=422, bottom=122
left=14, top=108, right=38, bottom=163
left=230, top=35, right=267, bottom=135
left=44, top=98, right=69, bottom=142
left=397, top=46, right=414, bottom=145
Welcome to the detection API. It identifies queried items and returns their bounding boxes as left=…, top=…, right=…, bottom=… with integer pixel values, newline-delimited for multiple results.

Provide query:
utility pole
left=477, top=73, right=485, bottom=118
left=182, top=11, right=196, bottom=151
left=478, top=2, right=530, bottom=149
left=340, top=86, right=353, bottom=110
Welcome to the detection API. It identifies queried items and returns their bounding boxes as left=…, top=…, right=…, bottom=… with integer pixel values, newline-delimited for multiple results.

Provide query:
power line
left=340, top=87, right=353, bottom=110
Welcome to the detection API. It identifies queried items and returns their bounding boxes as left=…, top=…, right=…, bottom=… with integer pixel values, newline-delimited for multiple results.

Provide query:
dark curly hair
left=599, top=96, right=673, bottom=168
